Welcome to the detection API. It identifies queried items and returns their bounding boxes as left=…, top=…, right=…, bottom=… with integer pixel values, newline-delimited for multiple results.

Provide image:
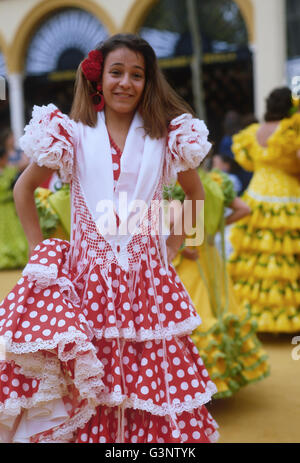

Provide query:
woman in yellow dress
left=170, top=168, right=270, bottom=399
left=228, top=87, right=300, bottom=333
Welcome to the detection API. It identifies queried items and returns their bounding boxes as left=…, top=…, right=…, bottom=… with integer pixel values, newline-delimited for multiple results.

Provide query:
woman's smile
left=102, top=47, right=145, bottom=116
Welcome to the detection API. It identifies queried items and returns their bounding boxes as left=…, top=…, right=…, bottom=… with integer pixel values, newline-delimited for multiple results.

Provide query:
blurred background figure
left=169, top=167, right=269, bottom=400
left=0, top=128, right=29, bottom=172
left=0, top=146, right=28, bottom=269
left=218, top=110, right=241, bottom=157
left=212, top=152, right=243, bottom=195
left=228, top=86, right=300, bottom=333
left=240, top=112, right=258, bottom=129
left=218, top=110, right=252, bottom=193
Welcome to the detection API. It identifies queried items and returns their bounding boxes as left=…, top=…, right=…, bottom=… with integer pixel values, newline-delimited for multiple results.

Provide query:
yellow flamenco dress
left=228, top=113, right=300, bottom=333
left=170, top=169, right=269, bottom=399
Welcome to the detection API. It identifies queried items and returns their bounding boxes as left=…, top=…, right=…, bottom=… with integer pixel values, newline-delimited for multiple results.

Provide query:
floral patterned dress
left=228, top=114, right=300, bottom=332
left=0, top=104, right=219, bottom=443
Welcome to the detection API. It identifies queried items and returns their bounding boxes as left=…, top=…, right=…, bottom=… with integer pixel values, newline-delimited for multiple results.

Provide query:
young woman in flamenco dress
left=0, top=34, right=219, bottom=443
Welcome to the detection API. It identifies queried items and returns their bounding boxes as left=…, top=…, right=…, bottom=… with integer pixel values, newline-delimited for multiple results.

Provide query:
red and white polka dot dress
left=0, top=105, right=219, bottom=443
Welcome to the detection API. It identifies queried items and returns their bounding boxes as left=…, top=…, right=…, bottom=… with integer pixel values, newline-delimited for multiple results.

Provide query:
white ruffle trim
left=0, top=341, right=105, bottom=442
left=2, top=330, right=91, bottom=360
left=1, top=314, right=201, bottom=355
left=0, top=355, right=68, bottom=419
left=19, top=103, right=75, bottom=183
left=95, top=380, right=217, bottom=416
left=164, top=113, right=211, bottom=184
left=22, top=263, right=80, bottom=305
left=40, top=403, right=98, bottom=443
left=90, top=314, right=202, bottom=341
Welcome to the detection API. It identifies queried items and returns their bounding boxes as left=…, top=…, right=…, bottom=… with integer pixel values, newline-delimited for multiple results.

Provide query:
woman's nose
left=119, top=73, right=131, bottom=87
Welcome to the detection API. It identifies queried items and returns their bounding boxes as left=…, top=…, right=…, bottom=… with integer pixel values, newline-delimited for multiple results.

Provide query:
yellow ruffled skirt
left=174, top=241, right=269, bottom=399
left=229, top=181, right=300, bottom=332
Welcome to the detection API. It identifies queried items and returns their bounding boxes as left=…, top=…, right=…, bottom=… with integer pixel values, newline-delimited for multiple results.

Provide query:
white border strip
left=247, top=190, right=300, bottom=204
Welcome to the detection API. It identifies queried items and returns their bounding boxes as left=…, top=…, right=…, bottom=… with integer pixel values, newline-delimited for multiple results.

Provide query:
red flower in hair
left=82, top=49, right=105, bottom=111
left=81, top=50, right=103, bottom=82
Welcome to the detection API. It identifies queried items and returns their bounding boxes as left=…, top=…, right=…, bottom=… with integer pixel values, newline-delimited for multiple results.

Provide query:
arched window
left=26, top=8, right=108, bottom=75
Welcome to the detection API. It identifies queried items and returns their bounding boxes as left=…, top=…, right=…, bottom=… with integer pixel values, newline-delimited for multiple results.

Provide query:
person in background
left=212, top=152, right=243, bottom=195
left=240, top=113, right=258, bottom=129
left=228, top=86, right=300, bottom=333
left=0, top=146, right=28, bottom=269
left=218, top=110, right=252, bottom=193
left=218, top=110, right=241, bottom=157
left=169, top=168, right=269, bottom=399
left=0, top=128, right=29, bottom=172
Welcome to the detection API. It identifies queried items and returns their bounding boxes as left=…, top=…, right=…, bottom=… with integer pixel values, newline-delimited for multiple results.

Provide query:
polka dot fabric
left=76, top=405, right=218, bottom=443
left=0, top=135, right=219, bottom=443
left=0, top=362, right=40, bottom=405
left=75, top=336, right=216, bottom=412
left=74, top=246, right=202, bottom=341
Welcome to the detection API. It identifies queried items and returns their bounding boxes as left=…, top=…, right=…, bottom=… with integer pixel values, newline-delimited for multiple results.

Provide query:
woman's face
left=102, top=47, right=146, bottom=117
left=212, top=155, right=230, bottom=172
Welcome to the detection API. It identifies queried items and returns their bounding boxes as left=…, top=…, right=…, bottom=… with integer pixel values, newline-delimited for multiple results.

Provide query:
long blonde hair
left=70, top=34, right=194, bottom=138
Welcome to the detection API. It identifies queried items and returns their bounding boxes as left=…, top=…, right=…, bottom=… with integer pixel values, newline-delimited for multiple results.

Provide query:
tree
left=143, top=0, right=248, bottom=46
left=186, top=0, right=206, bottom=119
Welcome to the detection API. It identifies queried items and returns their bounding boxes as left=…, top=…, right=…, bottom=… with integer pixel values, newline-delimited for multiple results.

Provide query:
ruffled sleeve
left=267, top=113, right=300, bottom=161
left=19, top=103, right=76, bottom=183
left=164, top=113, right=212, bottom=184
left=231, top=123, right=258, bottom=172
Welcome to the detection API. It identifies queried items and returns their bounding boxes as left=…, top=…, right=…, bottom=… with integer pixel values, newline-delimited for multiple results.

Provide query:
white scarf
left=75, top=110, right=166, bottom=269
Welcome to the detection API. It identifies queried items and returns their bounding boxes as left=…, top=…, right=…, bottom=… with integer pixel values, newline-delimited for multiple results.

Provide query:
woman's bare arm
left=13, top=162, right=56, bottom=254
left=225, top=197, right=251, bottom=225
left=166, top=169, right=204, bottom=263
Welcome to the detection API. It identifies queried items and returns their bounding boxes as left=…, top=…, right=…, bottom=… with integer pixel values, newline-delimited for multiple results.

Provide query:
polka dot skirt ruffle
left=0, top=237, right=219, bottom=442
left=75, top=405, right=218, bottom=443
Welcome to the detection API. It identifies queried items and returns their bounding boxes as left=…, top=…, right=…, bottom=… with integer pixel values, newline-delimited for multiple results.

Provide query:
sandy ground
left=208, top=332, right=300, bottom=443
left=1, top=269, right=300, bottom=443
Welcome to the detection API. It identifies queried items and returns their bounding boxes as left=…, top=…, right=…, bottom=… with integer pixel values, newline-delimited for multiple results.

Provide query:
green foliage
left=34, top=191, right=59, bottom=238
left=163, top=183, right=185, bottom=202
